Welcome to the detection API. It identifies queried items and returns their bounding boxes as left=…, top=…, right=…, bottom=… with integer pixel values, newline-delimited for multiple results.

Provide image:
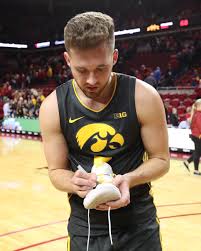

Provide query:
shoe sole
left=194, top=172, right=201, bottom=175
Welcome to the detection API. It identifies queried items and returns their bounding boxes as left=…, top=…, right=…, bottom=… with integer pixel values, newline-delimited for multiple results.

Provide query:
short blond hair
left=195, top=98, right=201, bottom=109
left=195, top=98, right=201, bottom=104
left=64, top=12, right=115, bottom=51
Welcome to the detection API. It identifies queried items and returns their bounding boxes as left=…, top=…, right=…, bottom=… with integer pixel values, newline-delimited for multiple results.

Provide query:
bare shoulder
left=39, top=90, right=60, bottom=132
left=135, top=78, right=165, bottom=124
left=40, top=90, right=57, bottom=112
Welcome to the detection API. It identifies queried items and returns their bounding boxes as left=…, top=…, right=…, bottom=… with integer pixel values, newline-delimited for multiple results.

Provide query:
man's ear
left=113, top=49, right=118, bottom=65
left=64, top=52, right=71, bottom=67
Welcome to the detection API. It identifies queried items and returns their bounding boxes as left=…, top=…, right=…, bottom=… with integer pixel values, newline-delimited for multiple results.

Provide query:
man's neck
left=74, top=73, right=116, bottom=111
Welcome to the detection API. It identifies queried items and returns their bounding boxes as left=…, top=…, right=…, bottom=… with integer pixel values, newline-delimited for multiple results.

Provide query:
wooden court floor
left=0, top=135, right=201, bottom=251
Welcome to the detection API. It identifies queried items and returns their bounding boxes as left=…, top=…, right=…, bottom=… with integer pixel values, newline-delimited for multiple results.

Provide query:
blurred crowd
left=1, top=30, right=200, bottom=90
left=1, top=0, right=200, bottom=43
left=1, top=86, right=45, bottom=119
left=0, top=23, right=201, bottom=128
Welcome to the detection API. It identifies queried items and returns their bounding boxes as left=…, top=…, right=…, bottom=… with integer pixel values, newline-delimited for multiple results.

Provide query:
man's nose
left=87, top=73, right=97, bottom=85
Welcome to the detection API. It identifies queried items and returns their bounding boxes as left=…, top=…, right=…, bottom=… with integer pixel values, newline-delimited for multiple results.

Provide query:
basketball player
left=39, top=12, right=169, bottom=251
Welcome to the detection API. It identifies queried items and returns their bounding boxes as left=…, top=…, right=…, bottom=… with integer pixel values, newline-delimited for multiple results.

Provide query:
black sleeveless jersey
left=56, top=73, right=156, bottom=236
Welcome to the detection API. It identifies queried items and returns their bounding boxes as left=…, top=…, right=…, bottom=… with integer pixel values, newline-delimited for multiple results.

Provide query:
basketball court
left=0, top=135, right=201, bottom=251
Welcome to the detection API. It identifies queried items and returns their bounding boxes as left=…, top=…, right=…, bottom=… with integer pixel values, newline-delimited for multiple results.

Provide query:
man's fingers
left=106, top=198, right=122, bottom=208
left=96, top=204, right=109, bottom=211
left=72, top=170, right=98, bottom=198
left=74, top=170, right=91, bottom=179
left=74, top=170, right=97, bottom=186
left=76, top=185, right=93, bottom=191
left=90, top=172, right=97, bottom=182
left=75, top=170, right=96, bottom=181
left=106, top=196, right=130, bottom=208
left=73, top=177, right=95, bottom=187
left=76, top=187, right=95, bottom=198
left=77, top=190, right=90, bottom=198
left=107, top=176, right=130, bottom=209
left=112, top=175, right=123, bottom=187
left=72, top=174, right=96, bottom=188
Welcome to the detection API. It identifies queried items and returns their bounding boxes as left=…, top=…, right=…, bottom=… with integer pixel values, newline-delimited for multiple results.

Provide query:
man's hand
left=71, top=170, right=97, bottom=198
left=95, top=174, right=130, bottom=210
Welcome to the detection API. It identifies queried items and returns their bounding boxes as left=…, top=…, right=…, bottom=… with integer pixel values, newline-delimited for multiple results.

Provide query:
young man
left=39, top=12, right=169, bottom=251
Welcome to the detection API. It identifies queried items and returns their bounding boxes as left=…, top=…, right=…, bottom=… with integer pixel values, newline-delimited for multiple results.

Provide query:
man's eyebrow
left=97, top=64, right=107, bottom=67
left=75, top=64, right=108, bottom=70
left=75, top=66, right=86, bottom=70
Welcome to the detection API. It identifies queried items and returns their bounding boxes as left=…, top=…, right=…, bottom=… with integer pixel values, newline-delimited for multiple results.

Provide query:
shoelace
left=108, top=207, right=113, bottom=245
left=86, top=209, right=90, bottom=251
left=86, top=207, right=113, bottom=251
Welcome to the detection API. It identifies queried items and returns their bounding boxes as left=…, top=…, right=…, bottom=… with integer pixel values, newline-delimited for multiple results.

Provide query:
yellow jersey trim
left=143, top=151, right=149, bottom=162
left=67, top=236, right=71, bottom=251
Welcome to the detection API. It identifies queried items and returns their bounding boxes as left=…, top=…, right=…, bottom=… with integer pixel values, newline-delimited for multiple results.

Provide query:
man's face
left=64, top=43, right=118, bottom=98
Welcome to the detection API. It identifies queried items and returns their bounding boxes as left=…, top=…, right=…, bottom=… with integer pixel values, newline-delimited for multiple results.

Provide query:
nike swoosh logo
left=69, top=116, right=85, bottom=124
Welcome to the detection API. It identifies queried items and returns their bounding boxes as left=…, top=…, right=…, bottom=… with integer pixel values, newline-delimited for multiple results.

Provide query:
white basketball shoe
left=83, top=162, right=121, bottom=209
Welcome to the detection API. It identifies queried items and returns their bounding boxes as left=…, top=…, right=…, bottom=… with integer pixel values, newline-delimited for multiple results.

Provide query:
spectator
left=178, top=116, right=190, bottom=129
left=169, top=107, right=179, bottom=127
left=144, top=72, right=157, bottom=88
left=154, top=66, right=161, bottom=85
left=183, top=100, right=201, bottom=175
left=3, top=98, right=11, bottom=117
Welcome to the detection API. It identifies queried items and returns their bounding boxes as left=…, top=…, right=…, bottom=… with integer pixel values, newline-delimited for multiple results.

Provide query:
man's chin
left=84, top=91, right=100, bottom=99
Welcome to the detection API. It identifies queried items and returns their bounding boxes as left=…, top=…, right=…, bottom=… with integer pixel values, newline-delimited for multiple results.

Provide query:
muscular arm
left=97, top=79, right=170, bottom=210
left=124, top=79, right=170, bottom=188
left=39, top=91, right=96, bottom=196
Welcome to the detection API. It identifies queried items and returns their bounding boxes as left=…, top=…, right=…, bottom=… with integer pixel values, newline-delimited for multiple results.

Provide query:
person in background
left=153, top=66, right=161, bottom=85
left=144, top=72, right=157, bottom=89
left=178, top=114, right=191, bottom=129
left=3, top=98, right=11, bottom=118
left=169, top=107, right=179, bottom=127
left=183, top=100, right=201, bottom=175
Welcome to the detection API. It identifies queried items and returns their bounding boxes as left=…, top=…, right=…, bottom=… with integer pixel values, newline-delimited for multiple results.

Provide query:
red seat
left=188, top=93, right=197, bottom=100
left=170, top=98, right=180, bottom=107
left=177, top=106, right=186, bottom=115
left=169, top=93, right=177, bottom=99
left=178, top=93, right=187, bottom=100
left=164, top=98, right=170, bottom=103
left=167, top=105, right=173, bottom=113
left=183, top=98, right=193, bottom=107
left=178, top=114, right=186, bottom=122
